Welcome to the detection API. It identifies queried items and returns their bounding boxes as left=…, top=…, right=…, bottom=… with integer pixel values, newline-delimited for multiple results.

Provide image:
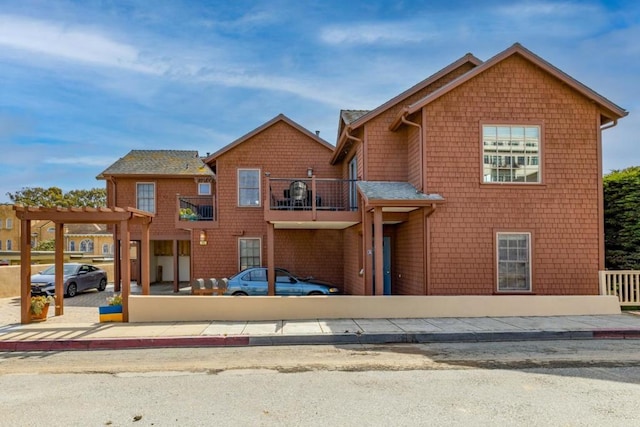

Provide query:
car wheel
left=66, top=283, right=77, bottom=298
left=97, top=278, right=107, bottom=292
left=232, top=291, right=248, bottom=296
left=307, top=291, right=323, bottom=296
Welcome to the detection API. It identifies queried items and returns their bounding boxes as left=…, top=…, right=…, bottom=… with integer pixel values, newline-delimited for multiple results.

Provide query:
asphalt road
left=2, top=340, right=640, bottom=425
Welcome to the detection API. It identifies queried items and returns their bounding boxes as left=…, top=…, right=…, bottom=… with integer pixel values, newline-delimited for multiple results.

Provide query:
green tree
left=34, top=239, right=55, bottom=251
left=603, top=166, right=640, bottom=269
left=7, top=187, right=106, bottom=207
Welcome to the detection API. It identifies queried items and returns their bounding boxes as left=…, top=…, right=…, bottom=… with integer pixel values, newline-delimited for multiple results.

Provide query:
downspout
left=400, top=113, right=424, bottom=192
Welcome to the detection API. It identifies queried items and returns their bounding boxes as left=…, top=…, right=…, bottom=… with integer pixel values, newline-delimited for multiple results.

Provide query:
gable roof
left=97, top=150, right=214, bottom=179
left=391, top=43, right=628, bottom=130
left=205, top=114, right=335, bottom=163
left=331, top=53, right=482, bottom=164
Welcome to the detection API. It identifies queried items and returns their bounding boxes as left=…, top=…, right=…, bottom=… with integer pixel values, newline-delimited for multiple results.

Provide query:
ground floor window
left=239, top=238, right=261, bottom=271
left=497, top=232, right=531, bottom=292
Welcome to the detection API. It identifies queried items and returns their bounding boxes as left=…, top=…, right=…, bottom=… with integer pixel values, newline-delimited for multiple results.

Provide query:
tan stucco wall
left=128, top=295, right=621, bottom=322
left=0, top=263, right=114, bottom=298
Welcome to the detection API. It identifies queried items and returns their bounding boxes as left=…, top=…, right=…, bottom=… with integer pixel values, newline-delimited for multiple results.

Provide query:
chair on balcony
left=289, top=181, right=308, bottom=208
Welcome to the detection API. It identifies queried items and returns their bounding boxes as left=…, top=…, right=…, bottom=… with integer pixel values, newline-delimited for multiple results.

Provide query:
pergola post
left=20, top=218, right=31, bottom=324
left=120, top=219, right=131, bottom=322
left=54, top=222, right=65, bottom=315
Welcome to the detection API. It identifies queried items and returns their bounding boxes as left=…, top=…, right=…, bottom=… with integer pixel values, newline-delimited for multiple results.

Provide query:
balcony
left=176, top=195, right=217, bottom=229
left=265, top=178, right=360, bottom=229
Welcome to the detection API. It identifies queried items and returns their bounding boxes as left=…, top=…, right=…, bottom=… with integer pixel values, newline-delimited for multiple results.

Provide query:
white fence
left=599, top=271, right=640, bottom=306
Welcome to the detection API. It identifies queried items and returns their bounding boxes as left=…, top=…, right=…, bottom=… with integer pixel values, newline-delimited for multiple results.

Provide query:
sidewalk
left=2, top=293, right=640, bottom=351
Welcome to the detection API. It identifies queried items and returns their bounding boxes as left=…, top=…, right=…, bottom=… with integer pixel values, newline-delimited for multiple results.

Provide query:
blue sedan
left=224, top=267, right=341, bottom=296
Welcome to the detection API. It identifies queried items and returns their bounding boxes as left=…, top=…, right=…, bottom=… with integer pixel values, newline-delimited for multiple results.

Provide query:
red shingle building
left=99, top=43, right=627, bottom=296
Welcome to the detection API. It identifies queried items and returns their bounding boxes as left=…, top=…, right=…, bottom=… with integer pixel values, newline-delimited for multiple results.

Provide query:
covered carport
left=14, top=205, right=153, bottom=324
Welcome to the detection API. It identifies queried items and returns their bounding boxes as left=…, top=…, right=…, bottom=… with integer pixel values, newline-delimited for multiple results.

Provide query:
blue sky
left=0, top=0, right=638, bottom=202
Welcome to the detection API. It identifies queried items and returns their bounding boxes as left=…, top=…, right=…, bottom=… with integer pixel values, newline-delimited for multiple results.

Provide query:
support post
left=173, top=239, right=179, bottom=292
left=373, top=207, right=384, bottom=296
left=54, top=222, right=65, bottom=315
left=141, top=221, right=150, bottom=295
left=363, top=209, right=373, bottom=295
left=267, top=222, right=275, bottom=296
left=20, top=218, right=31, bottom=324
left=120, top=220, right=131, bottom=322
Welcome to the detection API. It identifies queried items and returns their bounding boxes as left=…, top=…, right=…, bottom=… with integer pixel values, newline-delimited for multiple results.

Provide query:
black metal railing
left=178, top=196, right=216, bottom=221
left=268, top=178, right=357, bottom=212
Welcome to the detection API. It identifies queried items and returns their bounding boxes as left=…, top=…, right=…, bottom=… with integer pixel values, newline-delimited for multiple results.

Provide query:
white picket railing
left=599, top=271, right=640, bottom=306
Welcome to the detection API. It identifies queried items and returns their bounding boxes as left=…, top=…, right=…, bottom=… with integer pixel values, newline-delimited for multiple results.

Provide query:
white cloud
left=495, top=1, right=598, bottom=17
left=320, top=23, right=434, bottom=45
left=0, top=14, right=164, bottom=74
left=44, top=156, right=115, bottom=167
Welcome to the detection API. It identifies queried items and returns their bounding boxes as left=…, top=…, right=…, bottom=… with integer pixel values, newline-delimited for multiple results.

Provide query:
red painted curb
left=0, top=336, right=251, bottom=352
left=593, top=330, right=640, bottom=339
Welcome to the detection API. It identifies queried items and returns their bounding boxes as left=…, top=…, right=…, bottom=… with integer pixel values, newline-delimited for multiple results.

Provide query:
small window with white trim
left=198, top=182, right=211, bottom=195
left=239, top=238, right=261, bottom=271
left=497, top=232, right=531, bottom=292
left=237, top=169, right=260, bottom=207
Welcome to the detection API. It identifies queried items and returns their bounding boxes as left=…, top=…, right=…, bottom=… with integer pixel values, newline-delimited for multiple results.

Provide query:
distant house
left=0, top=204, right=20, bottom=261
left=99, top=43, right=627, bottom=296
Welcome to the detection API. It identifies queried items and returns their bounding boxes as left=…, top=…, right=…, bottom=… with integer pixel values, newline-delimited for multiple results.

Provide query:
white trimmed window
left=102, top=244, right=109, bottom=254
left=136, top=182, right=156, bottom=213
left=80, top=239, right=94, bottom=253
left=198, top=182, right=211, bottom=195
left=497, top=232, right=531, bottom=292
left=5, top=218, right=13, bottom=229
left=237, top=169, right=260, bottom=207
left=239, top=238, right=261, bottom=271
left=483, top=125, right=540, bottom=183
left=69, top=241, right=76, bottom=251
left=6, top=240, right=12, bottom=251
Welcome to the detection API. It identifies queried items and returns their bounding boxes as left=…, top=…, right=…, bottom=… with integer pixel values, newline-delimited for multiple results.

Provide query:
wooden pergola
left=14, top=205, right=154, bottom=324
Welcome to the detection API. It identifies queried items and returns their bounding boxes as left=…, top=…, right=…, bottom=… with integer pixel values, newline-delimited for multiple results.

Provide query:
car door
left=76, top=265, right=92, bottom=291
left=241, top=269, right=268, bottom=295
left=275, top=269, right=302, bottom=295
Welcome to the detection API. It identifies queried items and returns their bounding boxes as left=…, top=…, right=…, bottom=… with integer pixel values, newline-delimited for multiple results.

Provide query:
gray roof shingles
left=98, top=150, right=214, bottom=178
left=357, top=181, right=443, bottom=202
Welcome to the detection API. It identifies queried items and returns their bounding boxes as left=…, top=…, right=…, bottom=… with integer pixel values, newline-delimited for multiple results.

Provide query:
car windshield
left=39, top=265, right=79, bottom=275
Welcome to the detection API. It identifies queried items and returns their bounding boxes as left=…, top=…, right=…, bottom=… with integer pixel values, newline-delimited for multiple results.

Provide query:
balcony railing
left=599, top=270, right=640, bottom=306
left=178, top=195, right=216, bottom=222
left=268, top=178, right=357, bottom=212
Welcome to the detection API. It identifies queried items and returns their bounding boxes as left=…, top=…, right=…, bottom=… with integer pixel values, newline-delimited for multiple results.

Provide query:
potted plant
left=179, top=208, right=198, bottom=221
left=30, top=295, right=54, bottom=322
left=99, top=293, right=123, bottom=322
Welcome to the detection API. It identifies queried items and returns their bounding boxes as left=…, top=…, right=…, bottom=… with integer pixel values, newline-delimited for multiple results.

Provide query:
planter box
left=99, top=305, right=123, bottom=322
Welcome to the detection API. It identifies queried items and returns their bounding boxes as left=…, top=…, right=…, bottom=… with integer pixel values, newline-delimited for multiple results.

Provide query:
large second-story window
left=483, top=125, right=540, bottom=183
left=238, top=169, right=260, bottom=207
left=5, top=218, right=13, bottom=229
left=137, top=183, right=156, bottom=213
left=6, top=240, right=12, bottom=251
